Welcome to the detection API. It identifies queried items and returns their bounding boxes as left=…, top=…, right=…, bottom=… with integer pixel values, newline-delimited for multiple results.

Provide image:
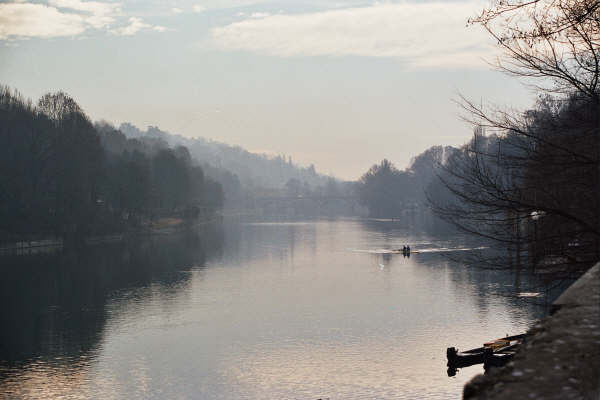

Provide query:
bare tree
left=471, top=0, right=600, bottom=100
left=38, top=91, right=83, bottom=123
left=430, top=0, right=600, bottom=276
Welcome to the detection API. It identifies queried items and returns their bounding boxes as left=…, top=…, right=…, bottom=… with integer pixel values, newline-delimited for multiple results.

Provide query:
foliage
left=357, top=159, right=409, bottom=217
left=0, top=86, right=224, bottom=239
left=355, top=146, right=457, bottom=219
left=118, top=123, right=334, bottom=193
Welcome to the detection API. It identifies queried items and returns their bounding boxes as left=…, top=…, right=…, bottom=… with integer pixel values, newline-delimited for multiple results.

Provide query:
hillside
left=119, top=123, right=336, bottom=191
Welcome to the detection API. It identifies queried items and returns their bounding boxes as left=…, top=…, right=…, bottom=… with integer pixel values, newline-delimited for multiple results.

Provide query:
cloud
left=188, top=0, right=272, bottom=10
left=249, top=12, right=270, bottom=18
left=192, top=5, right=205, bottom=13
left=210, top=1, right=494, bottom=68
left=110, top=16, right=168, bottom=35
left=48, top=0, right=119, bottom=16
left=171, top=7, right=183, bottom=15
left=0, top=1, right=167, bottom=40
left=112, top=17, right=149, bottom=35
left=48, top=0, right=119, bottom=29
left=0, top=3, right=86, bottom=39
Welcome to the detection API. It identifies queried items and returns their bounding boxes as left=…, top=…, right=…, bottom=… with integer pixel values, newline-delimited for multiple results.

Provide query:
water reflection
left=0, top=224, right=223, bottom=366
left=0, top=219, right=551, bottom=399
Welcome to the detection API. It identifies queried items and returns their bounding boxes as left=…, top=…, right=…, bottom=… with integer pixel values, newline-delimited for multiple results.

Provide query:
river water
left=0, top=219, right=548, bottom=399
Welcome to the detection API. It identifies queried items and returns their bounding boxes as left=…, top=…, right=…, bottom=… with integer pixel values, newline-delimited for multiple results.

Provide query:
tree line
left=356, top=146, right=455, bottom=219
left=118, top=123, right=334, bottom=194
left=431, top=95, right=598, bottom=273
left=0, top=87, right=224, bottom=242
left=117, top=123, right=357, bottom=216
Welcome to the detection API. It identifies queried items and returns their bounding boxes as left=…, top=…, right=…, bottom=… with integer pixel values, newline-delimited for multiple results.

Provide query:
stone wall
left=463, top=263, right=600, bottom=400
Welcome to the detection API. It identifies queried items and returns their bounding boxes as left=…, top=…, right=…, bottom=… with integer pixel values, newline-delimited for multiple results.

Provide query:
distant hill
left=119, top=123, right=336, bottom=191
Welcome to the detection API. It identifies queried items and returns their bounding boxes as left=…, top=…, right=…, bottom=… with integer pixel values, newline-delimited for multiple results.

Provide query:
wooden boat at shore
left=446, top=333, right=525, bottom=372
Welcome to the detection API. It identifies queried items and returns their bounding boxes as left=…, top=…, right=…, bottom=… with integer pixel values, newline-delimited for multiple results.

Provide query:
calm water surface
left=0, top=219, right=547, bottom=399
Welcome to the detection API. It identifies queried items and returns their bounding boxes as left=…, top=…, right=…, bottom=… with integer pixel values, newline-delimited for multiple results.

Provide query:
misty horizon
left=0, top=0, right=536, bottom=180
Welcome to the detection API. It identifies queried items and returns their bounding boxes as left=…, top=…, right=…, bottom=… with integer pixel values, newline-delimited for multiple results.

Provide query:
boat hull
left=446, top=334, right=524, bottom=372
left=447, top=347, right=486, bottom=368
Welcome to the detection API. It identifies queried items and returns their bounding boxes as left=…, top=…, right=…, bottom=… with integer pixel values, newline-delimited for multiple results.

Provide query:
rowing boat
left=393, top=249, right=419, bottom=254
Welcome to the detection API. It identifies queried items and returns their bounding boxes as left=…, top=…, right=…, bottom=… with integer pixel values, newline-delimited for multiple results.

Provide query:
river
left=0, top=219, right=548, bottom=399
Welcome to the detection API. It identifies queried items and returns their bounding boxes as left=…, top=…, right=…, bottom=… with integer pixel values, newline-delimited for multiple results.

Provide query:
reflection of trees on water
left=358, top=218, right=460, bottom=243
left=219, top=222, right=318, bottom=267
left=0, top=224, right=223, bottom=366
left=357, top=219, right=558, bottom=321
left=415, top=253, right=563, bottom=322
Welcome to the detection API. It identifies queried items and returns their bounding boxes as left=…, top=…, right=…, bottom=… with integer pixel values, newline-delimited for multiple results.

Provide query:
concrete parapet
left=463, top=262, right=600, bottom=400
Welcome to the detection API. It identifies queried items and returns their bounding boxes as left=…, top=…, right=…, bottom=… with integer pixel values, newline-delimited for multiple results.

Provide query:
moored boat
left=446, top=333, right=525, bottom=374
left=446, top=346, right=486, bottom=368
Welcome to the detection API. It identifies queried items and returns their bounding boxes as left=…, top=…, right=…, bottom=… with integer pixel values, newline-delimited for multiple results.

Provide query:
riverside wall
left=463, top=262, right=600, bottom=400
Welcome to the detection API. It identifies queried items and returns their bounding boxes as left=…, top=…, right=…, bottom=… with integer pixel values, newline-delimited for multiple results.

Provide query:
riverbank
left=463, top=262, right=600, bottom=400
left=0, top=216, right=222, bottom=253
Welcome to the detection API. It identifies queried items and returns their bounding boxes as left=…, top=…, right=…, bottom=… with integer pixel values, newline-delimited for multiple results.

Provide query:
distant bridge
left=253, top=195, right=358, bottom=202
left=248, top=195, right=362, bottom=217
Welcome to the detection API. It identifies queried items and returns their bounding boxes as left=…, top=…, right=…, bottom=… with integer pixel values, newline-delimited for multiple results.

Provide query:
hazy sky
left=0, top=0, right=535, bottom=179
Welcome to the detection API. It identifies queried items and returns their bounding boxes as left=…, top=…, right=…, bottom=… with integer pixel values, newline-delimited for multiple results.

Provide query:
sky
left=0, top=0, right=536, bottom=180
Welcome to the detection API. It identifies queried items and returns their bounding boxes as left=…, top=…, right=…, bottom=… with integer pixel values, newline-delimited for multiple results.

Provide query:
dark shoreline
left=0, top=216, right=223, bottom=253
left=463, top=263, right=600, bottom=400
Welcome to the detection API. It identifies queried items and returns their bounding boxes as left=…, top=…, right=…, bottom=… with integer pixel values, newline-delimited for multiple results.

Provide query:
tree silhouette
left=430, top=0, right=600, bottom=273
